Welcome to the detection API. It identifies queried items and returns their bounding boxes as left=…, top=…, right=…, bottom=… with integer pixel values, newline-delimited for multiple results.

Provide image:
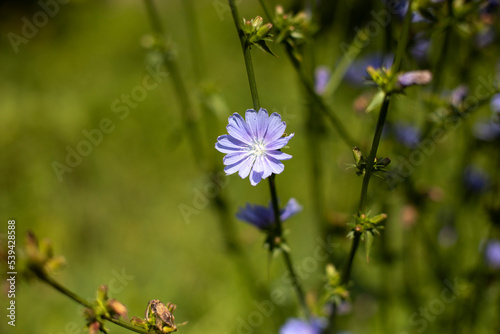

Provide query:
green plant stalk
left=269, top=174, right=310, bottom=318
left=284, top=43, right=356, bottom=148
left=257, top=0, right=356, bottom=148
left=340, top=93, right=391, bottom=286
left=341, top=0, right=414, bottom=289
left=144, top=0, right=267, bottom=301
left=228, top=0, right=261, bottom=110
left=324, top=4, right=414, bottom=333
left=432, top=0, right=454, bottom=90
left=34, top=273, right=150, bottom=334
left=229, top=0, right=310, bottom=318
left=182, top=0, right=204, bottom=80
left=143, top=0, right=205, bottom=168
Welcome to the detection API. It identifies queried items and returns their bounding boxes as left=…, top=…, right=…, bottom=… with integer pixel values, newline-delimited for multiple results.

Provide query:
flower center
left=249, top=140, right=266, bottom=157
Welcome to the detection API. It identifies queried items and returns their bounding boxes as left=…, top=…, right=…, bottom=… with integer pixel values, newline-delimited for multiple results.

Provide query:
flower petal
left=260, top=156, right=275, bottom=179
left=223, top=152, right=251, bottom=165
left=266, top=133, right=295, bottom=150
left=250, top=169, right=264, bottom=186
left=257, top=108, right=269, bottom=140
left=224, top=155, right=254, bottom=175
left=267, top=150, right=292, bottom=161
left=236, top=203, right=273, bottom=229
left=264, top=113, right=286, bottom=143
left=252, top=155, right=265, bottom=173
left=280, top=198, right=302, bottom=221
left=245, top=109, right=259, bottom=138
left=215, top=135, right=247, bottom=153
left=264, top=155, right=285, bottom=174
left=238, top=155, right=255, bottom=179
left=227, top=113, right=253, bottom=144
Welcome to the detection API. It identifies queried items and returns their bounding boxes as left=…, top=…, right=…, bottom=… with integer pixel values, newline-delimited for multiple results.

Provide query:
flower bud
left=256, top=23, right=273, bottom=39
left=107, top=299, right=128, bottom=320
left=252, top=16, right=263, bottom=29
left=397, top=70, right=432, bottom=88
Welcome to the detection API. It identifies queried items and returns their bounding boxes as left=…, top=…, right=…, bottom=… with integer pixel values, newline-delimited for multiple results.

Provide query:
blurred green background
left=1, top=0, right=499, bottom=333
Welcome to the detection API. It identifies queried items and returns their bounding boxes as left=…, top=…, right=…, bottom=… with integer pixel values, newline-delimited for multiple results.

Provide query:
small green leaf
left=255, top=40, right=278, bottom=57
left=365, top=90, right=385, bottom=113
left=365, top=232, right=374, bottom=263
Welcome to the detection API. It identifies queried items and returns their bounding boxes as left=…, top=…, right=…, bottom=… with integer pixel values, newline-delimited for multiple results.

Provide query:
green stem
left=324, top=5, right=414, bottom=332
left=342, top=0, right=413, bottom=287
left=358, top=94, right=391, bottom=213
left=340, top=232, right=361, bottom=284
left=268, top=174, right=283, bottom=237
left=282, top=246, right=310, bottom=318
left=37, top=272, right=93, bottom=308
left=270, top=175, right=309, bottom=317
left=182, top=0, right=204, bottom=79
left=286, top=44, right=355, bottom=148
left=341, top=93, right=391, bottom=286
left=392, top=0, right=413, bottom=73
left=258, top=0, right=355, bottom=148
left=142, top=0, right=205, bottom=168
left=432, top=0, right=453, bottom=90
left=34, top=273, right=150, bottom=334
left=229, top=0, right=310, bottom=318
left=229, top=0, right=261, bottom=110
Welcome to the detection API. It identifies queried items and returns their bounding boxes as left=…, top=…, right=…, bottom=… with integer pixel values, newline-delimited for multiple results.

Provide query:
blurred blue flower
left=481, top=0, right=500, bottom=15
left=383, top=0, right=442, bottom=21
left=236, top=198, right=302, bottom=230
left=450, top=85, right=469, bottom=108
left=485, top=239, right=500, bottom=269
left=215, top=108, right=294, bottom=186
left=490, top=93, right=500, bottom=114
left=397, top=70, right=432, bottom=88
left=280, top=318, right=325, bottom=334
left=314, top=66, right=331, bottom=95
left=382, top=0, right=408, bottom=19
left=410, top=33, right=431, bottom=63
left=463, top=165, right=490, bottom=193
left=344, top=54, right=393, bottom=87
left=475, top=27, right=495, bottom=49
left=473, top=120, right=500, bottom=141
left=393, top=122, right=421, bottom=148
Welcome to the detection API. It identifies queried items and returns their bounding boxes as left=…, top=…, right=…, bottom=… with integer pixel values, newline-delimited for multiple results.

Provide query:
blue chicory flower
left=280, top=318, right=325, bottom=334
left=485, top=239, right=500, bottom=269
left=236, top=198, right=302, bottom=230
left=314, top=66, right=331, bottom=95
left=393, top=122, right=421, bottom=148
left=215, top=108, right=294, bottom=186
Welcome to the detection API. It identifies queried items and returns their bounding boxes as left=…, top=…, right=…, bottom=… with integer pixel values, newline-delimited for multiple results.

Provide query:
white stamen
left=249, top=140, right=266, bottom=157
